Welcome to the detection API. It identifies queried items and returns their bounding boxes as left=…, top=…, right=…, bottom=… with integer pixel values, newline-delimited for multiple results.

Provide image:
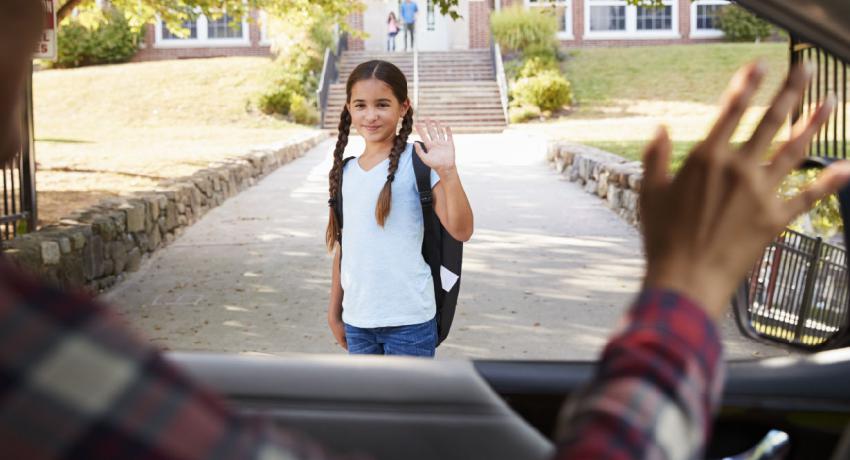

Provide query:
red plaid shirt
left=0, top=260, right=722, bottom=459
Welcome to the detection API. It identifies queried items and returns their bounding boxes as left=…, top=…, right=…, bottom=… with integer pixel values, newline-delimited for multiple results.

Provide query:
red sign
left=35, top=0, right=57, bottom=60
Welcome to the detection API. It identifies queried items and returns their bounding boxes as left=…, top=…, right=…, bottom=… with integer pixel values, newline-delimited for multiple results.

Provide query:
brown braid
left=375, top=108, right=415, bottom=227
left=325, top=106, right=352, bottom=252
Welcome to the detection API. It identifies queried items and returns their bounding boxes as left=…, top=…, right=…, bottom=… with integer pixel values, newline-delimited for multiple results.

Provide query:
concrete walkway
left=105, top=131, right=788, bottom=360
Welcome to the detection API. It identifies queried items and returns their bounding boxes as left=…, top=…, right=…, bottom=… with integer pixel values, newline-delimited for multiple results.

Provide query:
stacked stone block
left=2, top=133, right=326, bottom=292
left=547, top=141, right=644, bottom=226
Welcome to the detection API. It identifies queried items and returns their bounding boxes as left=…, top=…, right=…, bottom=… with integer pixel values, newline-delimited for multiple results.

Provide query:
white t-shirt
left=340, top=142, right=440, bottom=328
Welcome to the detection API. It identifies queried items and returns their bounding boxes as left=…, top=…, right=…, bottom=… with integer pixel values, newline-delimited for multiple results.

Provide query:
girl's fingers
left=767, top=94, right=835, bottom=186
left=742, top=63, right=813, bottom=159
left=783, top=161, right=850, bottom=223
left=414, top=122, right=430, bottom=144
left=702, top=62, right=766, bottom=156
left=445, top=125, right=454, bottom=146
left=434, top=120, right=446, bottom=142
left=642, top=126, right=672, bottom=190
left=427, top=119, right=440, bottom=143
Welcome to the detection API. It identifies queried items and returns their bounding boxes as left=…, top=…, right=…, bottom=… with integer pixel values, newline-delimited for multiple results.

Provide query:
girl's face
left=347, top=78, right=409, bottom=145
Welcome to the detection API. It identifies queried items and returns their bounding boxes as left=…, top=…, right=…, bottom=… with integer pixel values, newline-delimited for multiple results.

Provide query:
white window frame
left=258, top=11, right=271, bottom=46
left=690, top=0, right=729, bottom=39
left=525, top=0, right=573, bottom=40
left=155, top=12, right=250, bottom=48
left=584, top=0, right=680, bottom=40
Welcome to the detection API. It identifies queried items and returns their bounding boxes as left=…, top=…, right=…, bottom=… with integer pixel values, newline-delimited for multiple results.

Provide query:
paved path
left=105, top=132, right=788, bottom=360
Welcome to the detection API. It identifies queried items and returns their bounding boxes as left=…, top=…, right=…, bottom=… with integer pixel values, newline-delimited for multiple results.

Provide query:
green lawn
left=519, top=42, right=796, bottom=169
left=33, top=57, right=315, bottom=226
left=562, top=42, right=789, bottom=108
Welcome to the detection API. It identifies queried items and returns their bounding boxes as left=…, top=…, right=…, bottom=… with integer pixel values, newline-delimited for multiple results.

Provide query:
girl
left=387, top=12, right=399, bottom=52
left=325, top=60, right=473, bottom=357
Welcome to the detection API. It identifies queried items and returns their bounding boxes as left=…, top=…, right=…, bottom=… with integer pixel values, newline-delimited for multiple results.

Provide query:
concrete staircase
left=323, top=50, right=506, bottom=133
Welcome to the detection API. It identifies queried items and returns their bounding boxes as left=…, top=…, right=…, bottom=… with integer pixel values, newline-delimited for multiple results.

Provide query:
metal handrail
left=315, top=30, right=348, bottom=127
left=491, top=40, right=510, bottom=125
left=315, top=47, right=335, bottom=126
left=413, top=47, right=419, bottom=109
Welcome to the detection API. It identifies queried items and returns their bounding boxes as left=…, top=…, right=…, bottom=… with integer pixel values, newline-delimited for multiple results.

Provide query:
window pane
left=162, top=19, right=197, bottom=39
left=207, top=13, right=244, bottom=39
left=636, top=5, right=672, bottom=31
left=697, top=4, right=725, bottom=30
left=590, top=5, right=625, bottom=31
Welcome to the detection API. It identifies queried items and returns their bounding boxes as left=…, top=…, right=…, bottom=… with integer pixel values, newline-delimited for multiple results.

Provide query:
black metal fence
left=741, top=229, right=849, bottom=346
left=791, top=36, right=848, bottom=158
left=736, top=39, right=850, bottom=348
left=1, top=67, right=37, bottom=243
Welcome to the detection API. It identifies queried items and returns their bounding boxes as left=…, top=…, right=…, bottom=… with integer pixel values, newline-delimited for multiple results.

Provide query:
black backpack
left=332, top=142, right=463, bottom=346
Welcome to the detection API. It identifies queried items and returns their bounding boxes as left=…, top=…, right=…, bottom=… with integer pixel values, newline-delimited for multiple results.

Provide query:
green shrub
left=719, top=5, right=774, bottom=42
left=511, top=70, right=572, bottom=112
left=518, top=56, right=558, bottom=79
left=258, top=89, right=293, bottom=116
left=56, top=8, right=138, bottom=68
left=523, top=43, right=559, bottom=62
left=491, top=6, right=557, bottom=54
left=290, top=94, right=319, bottom=125
left=509, top=105, right=541, bottom=123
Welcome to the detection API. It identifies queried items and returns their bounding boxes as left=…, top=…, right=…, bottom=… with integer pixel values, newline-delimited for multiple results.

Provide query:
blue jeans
left=345, top=317, right=437, bottom=357
left=387, top=32, right=397, bottom=51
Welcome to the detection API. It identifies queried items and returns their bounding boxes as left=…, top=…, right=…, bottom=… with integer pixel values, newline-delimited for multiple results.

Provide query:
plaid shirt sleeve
left=0, top=260, right=353, bottom=460
left=553, top=289, right=725, bottom=460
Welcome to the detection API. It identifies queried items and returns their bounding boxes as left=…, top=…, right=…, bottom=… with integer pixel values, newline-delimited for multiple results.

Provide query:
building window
left=590, top=5, right=625, bottom=31
left=636, top=5, right=672, bottom=31
left=207, top=13, right=244, bottom=39
left=155, top=11, right=250, bottom=48
left=585, top=0, right=678, bottom=39
left=690, top=0, right=729, bottom=38
left=526, top=0, right=573, bottom=39
left=696, top=4, right=724, bottom=30
left=161, top=19, right=198, bottom=40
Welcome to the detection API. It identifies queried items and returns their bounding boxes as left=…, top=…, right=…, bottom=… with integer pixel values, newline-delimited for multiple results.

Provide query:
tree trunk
left=57, top=0, right=85, bottom=23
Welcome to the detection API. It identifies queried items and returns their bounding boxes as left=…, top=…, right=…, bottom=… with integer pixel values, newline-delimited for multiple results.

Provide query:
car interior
left=164, top=1, right=850, bottom=459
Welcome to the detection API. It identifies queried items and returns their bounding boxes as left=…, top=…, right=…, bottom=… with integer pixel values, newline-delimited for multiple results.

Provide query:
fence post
left=795, top=236, right=823, bottom=342
left=22, top=62, right=37, bottom=232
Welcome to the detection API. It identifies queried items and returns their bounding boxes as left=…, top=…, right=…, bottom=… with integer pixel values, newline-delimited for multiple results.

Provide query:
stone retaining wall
left=2, top=132, right=327, bottom=292
left=546, top=141, right=645, bottom=226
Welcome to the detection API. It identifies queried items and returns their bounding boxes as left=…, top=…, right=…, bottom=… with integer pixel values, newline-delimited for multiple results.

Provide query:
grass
left=32, top=57, right=316, bottom=226
left=583, top=140, right=697, bottom=171
left=517, top=42, right=793, bottom=169
left=562, top=42, right=789, bottom=108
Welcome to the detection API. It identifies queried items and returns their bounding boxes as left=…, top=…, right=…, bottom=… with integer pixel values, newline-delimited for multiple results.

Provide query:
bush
left=258, top=89, right=292, bottom=116
left=719, top=5, right=774, bottom=42
left=491, top=6, right=557, bottom=54
left=290, top=94, right=319, bottom=125
left=56, top=8, right=138, bottom=68
left=258, top=5, right=334, bottom=124
left=518, top=56, right=559, bottom=79
left=509, top=105, right=541, bottom=123
left=511, top=70, right=572, bottom=112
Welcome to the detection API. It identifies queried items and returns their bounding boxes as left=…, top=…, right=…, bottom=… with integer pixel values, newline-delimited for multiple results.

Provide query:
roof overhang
left=734, top=0, right=850, bottom=62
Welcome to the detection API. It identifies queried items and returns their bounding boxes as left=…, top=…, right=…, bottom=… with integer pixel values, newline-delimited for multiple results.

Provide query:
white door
left=415, top=0, right=450, bottom=51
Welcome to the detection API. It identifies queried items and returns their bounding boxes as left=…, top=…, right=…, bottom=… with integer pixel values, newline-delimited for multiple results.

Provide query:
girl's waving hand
left=414, top=120, right=456, bottom=174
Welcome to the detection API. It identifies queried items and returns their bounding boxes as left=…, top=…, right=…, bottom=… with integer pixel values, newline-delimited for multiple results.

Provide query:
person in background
left=387, top=12, right=400, bottom=52
left=2, top=2, right=848, bottom=459
left=400, top=0, right=418, bottom=52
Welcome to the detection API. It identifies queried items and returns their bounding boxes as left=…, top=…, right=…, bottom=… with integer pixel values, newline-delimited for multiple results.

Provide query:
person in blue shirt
left=400, top=0, right=419, bottom=51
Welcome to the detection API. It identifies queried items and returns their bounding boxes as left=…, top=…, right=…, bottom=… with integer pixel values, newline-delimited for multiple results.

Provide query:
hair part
left=325, top=60, right=411, bottom=252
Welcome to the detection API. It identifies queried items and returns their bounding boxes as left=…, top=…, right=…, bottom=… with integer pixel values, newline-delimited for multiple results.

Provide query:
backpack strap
left=412, top=141, right=443, bottom=304
left=331, top=156, right=356, bottom=244
left=412, top=142, right=433, bottom=210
